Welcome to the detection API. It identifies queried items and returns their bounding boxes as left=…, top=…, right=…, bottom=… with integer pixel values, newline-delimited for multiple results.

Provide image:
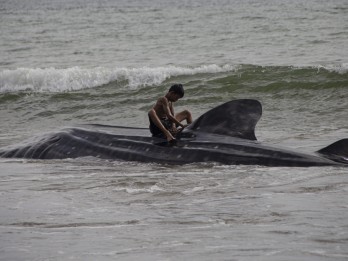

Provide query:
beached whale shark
left=0, top=99, right=347, bottom=167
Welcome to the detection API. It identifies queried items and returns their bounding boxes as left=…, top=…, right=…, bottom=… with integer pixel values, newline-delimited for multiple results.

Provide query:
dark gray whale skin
left=1, top=99, right=347, bottom=167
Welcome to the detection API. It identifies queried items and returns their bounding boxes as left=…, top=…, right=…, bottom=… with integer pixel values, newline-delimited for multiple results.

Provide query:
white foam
left=113, top=184, right=164, bottom=194
left=0, top=64, right=237, bottom=93
left=317, top=63, right=348, bottom=74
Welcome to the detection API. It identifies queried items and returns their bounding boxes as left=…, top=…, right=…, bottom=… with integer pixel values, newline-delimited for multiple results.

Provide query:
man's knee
left=186, top=110, right=192, bottom=117
left=183, top=110, right=192, bottom=121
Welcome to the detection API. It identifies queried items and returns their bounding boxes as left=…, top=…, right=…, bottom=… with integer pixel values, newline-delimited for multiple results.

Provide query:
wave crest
left=0, top=65, right=236, bottom=93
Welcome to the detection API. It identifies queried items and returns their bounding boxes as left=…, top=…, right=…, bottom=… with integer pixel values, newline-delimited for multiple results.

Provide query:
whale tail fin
left=185, top=99, right=262, bottom=140
left=317, top=139, right=348, bottom=165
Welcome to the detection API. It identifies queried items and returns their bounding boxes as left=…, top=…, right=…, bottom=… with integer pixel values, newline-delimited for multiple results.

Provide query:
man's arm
left=148, top=109, right=175, bottom=141
left=159, top=97, right=184, bottom=128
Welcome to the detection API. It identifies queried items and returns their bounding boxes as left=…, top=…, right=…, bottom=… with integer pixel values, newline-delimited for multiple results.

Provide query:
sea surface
left=1, top=0, right=348, bottom=260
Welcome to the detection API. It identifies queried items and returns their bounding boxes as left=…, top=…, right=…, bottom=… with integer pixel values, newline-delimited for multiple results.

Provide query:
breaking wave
left=0, top=64, right=237, bottom=93
left=1, top=63, right=347, bottom=94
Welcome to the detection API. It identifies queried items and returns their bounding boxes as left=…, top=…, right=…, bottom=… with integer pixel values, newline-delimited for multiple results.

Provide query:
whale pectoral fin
left=185, top=99, right=262, bottom=140
left=317, top=139, right=348, bottom=164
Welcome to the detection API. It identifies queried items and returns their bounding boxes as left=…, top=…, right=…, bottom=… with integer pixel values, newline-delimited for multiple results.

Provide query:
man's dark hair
left=169, top=84, right=184, bottom=98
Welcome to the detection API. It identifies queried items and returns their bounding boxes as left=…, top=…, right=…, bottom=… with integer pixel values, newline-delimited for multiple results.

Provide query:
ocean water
left=1, top=0, right=348, bottom=260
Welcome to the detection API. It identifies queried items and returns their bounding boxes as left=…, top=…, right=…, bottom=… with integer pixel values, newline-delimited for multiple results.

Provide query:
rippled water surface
left=1, top=159, right=347, bottom=260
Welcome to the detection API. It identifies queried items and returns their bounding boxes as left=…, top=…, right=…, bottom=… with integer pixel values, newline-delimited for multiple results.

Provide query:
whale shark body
left=1, top=99, right=347, bottom=167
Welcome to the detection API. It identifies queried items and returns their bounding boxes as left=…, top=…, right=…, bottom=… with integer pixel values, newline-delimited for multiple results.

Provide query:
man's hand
left=169, top=126, right=179, bottom=134
left=170, top=124, right=188, bottom=135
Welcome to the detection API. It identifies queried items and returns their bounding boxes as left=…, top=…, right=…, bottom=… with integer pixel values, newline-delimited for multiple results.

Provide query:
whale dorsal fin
left=185, top=99, right=262, bottom=140
left=317, top=139, right=348, bottom=164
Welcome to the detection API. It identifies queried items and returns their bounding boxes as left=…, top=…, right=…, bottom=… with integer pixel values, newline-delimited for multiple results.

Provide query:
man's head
left=167, top=84, right=184, bottom=102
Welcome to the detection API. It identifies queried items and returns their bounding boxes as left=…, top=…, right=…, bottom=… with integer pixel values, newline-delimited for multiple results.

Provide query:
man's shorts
left=149, top=117, right=172, bottom=137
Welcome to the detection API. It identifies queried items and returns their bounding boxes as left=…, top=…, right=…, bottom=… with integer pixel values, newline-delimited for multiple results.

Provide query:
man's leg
left=175, top=110, right=193, bottom=125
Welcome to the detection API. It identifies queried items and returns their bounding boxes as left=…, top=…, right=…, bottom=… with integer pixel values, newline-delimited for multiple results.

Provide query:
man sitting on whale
left=148, top=84, right=193, bottom=142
